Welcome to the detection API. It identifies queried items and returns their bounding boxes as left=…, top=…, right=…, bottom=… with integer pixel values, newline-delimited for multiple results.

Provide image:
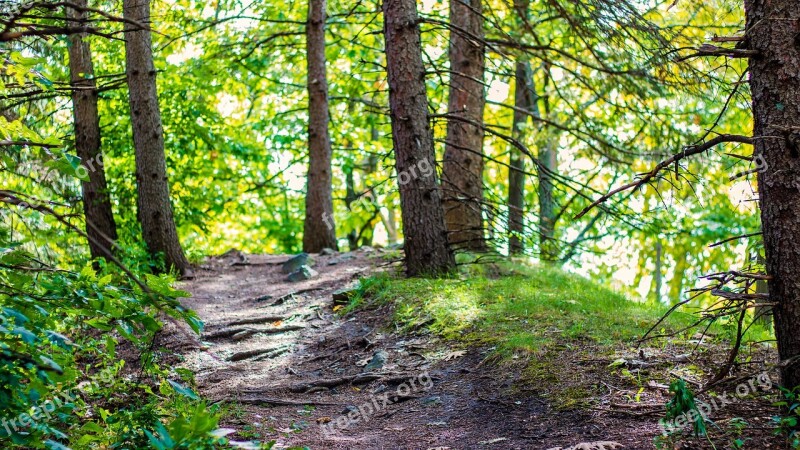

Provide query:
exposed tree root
left=225, top=315, right=285, bottom=327
left=204, top=325, right=305, bottom=341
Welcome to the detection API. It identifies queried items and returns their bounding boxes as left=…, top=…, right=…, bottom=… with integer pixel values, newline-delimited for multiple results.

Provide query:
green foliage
left=665, top=379, right=707, bottom=436
left=773, top=386, right=800, bottom=448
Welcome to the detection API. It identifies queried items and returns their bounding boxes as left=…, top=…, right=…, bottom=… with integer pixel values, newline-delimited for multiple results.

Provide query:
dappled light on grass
left=362, top=262, right=701, bottom=358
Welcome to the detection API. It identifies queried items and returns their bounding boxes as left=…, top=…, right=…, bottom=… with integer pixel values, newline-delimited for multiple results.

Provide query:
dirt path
left=177, top=250, right=660, bottom=450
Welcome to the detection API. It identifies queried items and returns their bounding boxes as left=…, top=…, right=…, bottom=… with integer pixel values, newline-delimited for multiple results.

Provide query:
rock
left=286, top=265, right=318, bottom=282
left=327, top=258, right=340, bottom=266
left=341, top=405, right=359, bottom=415
left=363, top=350, right=388, bottom=372
left=421, top=396, right=442, bottom=407
left=320, top=247, right=336, bottom=256
left=282, top=253, right=312, bottom=274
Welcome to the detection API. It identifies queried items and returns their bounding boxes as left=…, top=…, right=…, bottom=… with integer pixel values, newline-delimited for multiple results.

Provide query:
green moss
left=354, top=261, right=698, bottom=354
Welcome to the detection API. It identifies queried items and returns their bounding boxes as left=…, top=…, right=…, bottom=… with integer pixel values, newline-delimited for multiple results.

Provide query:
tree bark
left=654, top=241, right=663, bottom=303
left=67, top=0, right=118, bottom=261
left=123, top=0, right=191, bottom=276
left=303, top=0, right=338, bottom=253
left=508, top=60, right=535, bottom=255
left=537, top=72, right=558, bottom=262
left=746, top=0, right=800, bottom=388
left=441, top=0, right=486, bottom=252
left=383, top=0, right=455, bottom=276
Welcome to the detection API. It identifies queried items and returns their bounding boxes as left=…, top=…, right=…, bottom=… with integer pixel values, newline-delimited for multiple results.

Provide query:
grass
left=352, top=260, right=699, bottom=357
left=347, top=258, right=774, bottom=410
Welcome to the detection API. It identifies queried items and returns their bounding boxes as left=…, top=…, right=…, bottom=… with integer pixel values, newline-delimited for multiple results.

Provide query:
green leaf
left=168, top=379, right=199, bottom=400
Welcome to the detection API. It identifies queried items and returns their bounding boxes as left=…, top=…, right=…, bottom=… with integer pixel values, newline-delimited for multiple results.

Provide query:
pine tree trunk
left=654, top=241, right=663, bottom=303
left=383, top=0, right=455, bottom=277
left=67, top=0, right=118, bottom=261
left=746, top=0, right=800, bottom=388
left=508, top=60, right=535, bottom=255
left=538, top=138, right=558, bottom=261
left=537, top=73, right=558, bottom=262
left=441, top=0, right=486, bottom=252
left=123, top=0, right=191, bottom=276
left=303, top=0, right=338, bottom=253
left=345, top=166, right=358, bottom=250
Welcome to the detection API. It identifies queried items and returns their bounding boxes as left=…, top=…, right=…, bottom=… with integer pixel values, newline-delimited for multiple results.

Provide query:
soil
left=170, top=249, right=783, bottom=450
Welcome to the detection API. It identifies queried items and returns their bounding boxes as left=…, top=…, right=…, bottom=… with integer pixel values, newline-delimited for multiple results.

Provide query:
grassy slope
left=354, top=261, right=699, bottom=355
left=349, top=259, right=770, bottom=410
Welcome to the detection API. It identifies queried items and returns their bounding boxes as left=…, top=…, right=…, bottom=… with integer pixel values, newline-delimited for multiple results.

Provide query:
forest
left=0, top=0, right=798, bottom=448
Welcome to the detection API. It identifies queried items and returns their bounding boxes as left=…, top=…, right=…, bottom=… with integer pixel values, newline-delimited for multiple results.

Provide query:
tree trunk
left=746, top=0, right=800, bottom=388
left=383, top=0, right=455, bottom=277
left=668, top=250, right=688, bottom=303
left=508, top=61, right=535, bottom=255
left=382, top=206, right=399, bottom=245
left=123, top=0, right=191, bottom=276
left=538, top=72, right=558, bottom=262
left=303, top=0, right=338, bottom=253
left=67, top=0, right=118, bottom=261
left=345, top=166, right=358, bottom=251
left=441, top=0, right=486, bottom=252
left=654, top=241, right=663, bottom=303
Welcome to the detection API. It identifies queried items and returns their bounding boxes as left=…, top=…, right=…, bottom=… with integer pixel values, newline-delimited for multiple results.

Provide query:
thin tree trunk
left=668, top=250, right=688, bottom=303
left=746, top=0, right=800, bottom=388
left=345, top=166, right=358, bottom=251
left=123, top=0, right=191, bottom=276
left=538, top=72, right=558, bottom=262
left=67, top=0, right=118, bottom=260
left=303, top=0, right=338, bottom=253
left=508, top=61, right=535, bottom=255
left=507, top=0, right=533, bottom=256
left=382, top=206, right=398, bottom=245
left=654, top=241, right=662, bottom=303
left=383, top=0, right=455, bottom=277
left=441, top=0, right=486, bottom=252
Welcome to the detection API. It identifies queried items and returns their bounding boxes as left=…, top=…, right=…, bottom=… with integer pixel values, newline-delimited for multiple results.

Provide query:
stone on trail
left=282, top=253, right=312, bottom=274
left=286, top=265, right=318, bottom=282
left=320, top=247, right=336, bottom=256
left=363, top=350, right=388, bottom=372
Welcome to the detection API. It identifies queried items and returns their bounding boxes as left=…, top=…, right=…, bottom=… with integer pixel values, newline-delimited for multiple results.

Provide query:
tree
left=66, top=0, right=118, bottom=260
left=536, top=72, right=558, bottom=263
left=383, top=0, right=455, bottom=276
left=507, top=59, right=534, bottom=255
left=441, top=0, right=486, bottom=252
left=302, top=0, right=338, bottom=253
left=123, top=0, right=191, bottom=276
left=746, top=0, right=800, bottom=388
